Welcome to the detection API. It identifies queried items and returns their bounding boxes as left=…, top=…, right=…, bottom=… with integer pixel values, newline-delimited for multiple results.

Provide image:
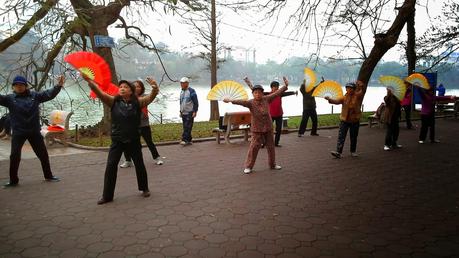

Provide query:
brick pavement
left=1, top=118, right=458, bottom=258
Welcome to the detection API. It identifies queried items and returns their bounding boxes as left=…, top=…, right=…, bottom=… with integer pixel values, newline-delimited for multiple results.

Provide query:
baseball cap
left=252, top=84, right=264, bottom=92
left=180, top=77, right=189, bottom=83
left=12, top=75, right=28, bottom=86
left=345, top=82, right=356, bottom=89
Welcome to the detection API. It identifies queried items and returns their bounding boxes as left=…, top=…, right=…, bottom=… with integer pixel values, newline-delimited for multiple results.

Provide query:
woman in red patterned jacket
left=224, top=77, right=289, bottom=174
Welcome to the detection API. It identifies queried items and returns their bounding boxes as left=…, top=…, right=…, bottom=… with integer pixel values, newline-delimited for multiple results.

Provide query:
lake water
left=2, top=84, right=458, bottom=129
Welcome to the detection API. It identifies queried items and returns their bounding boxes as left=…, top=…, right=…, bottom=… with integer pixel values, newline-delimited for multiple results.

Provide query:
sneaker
left=141, top=191, right=151, bottom=197
left=330, top=151, right=341, bottom=159
left=393, top=144, right=403, bottom=149
left=418, top=140, right=425, bottom=144
left=431, top=139, right=440, bottom=143
left=120, top=161, right=133, bottom=168
left=179, top=141, right=186, bottom=145
left=384, top=145, right=391, bottom=151
left=272, top=165, right=282, bottom=170
left=243, top=168, right=252, bottom=174
left=183, top=141, right=193, bottom=146
left=3, top=182, right=18, bottom=188
left=97, top=198, right=113, bottom=205
left=45, top=176, right=60, bottom=182
left=310, top=133, right=319, bottom=136
left=275, top=144, right=282, bottom=147
left=350, top=152, right=359, bottom=157
left=154, top=158, right=164, bottom=165
left=298, top=134, right=304, bottom=137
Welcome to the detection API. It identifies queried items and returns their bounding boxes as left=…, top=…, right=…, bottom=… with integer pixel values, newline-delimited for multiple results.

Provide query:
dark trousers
left=298, top=109, right=318, bottom=135
left=9, top=133, right=53, bottom=184
left=402, top=105, right=412, bottom=129
left=271, top=116, right=283, bottom=146
left=385, top=119, right=400, bottom=147
left=336, top=121, right=360, bottom=153
left=103, top=139, right=149, bottom=200
left=181, top=113, right=194, bottom=142
left=124, top=126, right=160, bottom=161
left=419, top=114, right=435, bottom=141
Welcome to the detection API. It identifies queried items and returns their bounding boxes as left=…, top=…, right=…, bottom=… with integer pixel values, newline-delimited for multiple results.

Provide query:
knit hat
left=345, top=82, right=356, bottom=89
left=12, top=76, right=28, bottom=86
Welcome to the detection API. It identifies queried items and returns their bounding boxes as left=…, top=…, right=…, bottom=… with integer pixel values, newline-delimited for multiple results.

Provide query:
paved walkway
left=1, top=118, right=458, bottom=258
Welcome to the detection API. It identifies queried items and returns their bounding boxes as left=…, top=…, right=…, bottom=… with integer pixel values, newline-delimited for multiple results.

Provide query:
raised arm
left=325, top=96, right=344, bottom=105
left=266, top=76, right=289, bottom=102
left=36, top=75, right=64, bottom=102
left=243, top=77, right=254, bottom=90
left=138, top=77, right=160, bottom=108
left=82, top=75, right=114, bottom=107
left=223, top=98, right=251, bottom=108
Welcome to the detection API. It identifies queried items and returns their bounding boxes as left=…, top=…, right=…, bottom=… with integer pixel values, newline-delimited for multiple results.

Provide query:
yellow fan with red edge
left=379, top=75, right=407, bottom=101
left=207, top=80, right=248, bottom=101
left=304, top=68, right=317, bottom=92
left=64, top=51, right=117, bottom=98
left=312, top=80, right=343, bottom=99
left=405, top=73, right=430, bottom=89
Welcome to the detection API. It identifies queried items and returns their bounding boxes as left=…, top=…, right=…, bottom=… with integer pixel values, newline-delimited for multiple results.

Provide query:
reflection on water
left=2, top=83, right=458, bottom=129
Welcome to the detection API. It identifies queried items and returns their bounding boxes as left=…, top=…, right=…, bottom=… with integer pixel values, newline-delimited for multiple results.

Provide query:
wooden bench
left=213, top=111, right=251, bottom=144
left=40, top=110, right=73, bottom=146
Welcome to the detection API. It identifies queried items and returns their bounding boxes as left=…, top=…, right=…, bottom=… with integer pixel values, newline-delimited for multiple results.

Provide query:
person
left=179, top=77, right=198, bottom=146
left=244, top=78, right=296, bottom=147
left=120, top=80, right=164, bottom=168
left=418, top=86, right=441, bottom=144
left=223, top=77, right=289, bottom=174
left=325, top=81, right=365, bottom=159
left=0, top=113, right=12, bottom=139
left=0, top=75, right=64, bottom=187
left=383, top=88, right=402, bottom=151
left=298, top=81, right=319, bottom=137
left=400, top=82, right=413, bottom=129
left=436, top=83, right=445, bottom=96
left=83, top=76, right=159, bottom=205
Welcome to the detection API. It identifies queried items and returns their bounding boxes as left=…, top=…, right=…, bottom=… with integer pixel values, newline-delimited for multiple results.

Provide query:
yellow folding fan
left=405, top=73, right=430, bottom=89
left=312, top=80, right=343, bottom=99
left=207, top=80, right=248, bottom=101
left=379, top=75, right=407, bottom=101
left=304, top=68, right=317, bottom=92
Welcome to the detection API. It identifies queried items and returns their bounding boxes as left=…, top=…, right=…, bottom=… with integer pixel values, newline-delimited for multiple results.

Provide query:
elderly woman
left=83, top=76, right=159, bottom=205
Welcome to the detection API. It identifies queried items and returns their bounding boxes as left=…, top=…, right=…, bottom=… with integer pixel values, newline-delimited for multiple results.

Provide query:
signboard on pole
left=94, top=35, right=115, bottom=48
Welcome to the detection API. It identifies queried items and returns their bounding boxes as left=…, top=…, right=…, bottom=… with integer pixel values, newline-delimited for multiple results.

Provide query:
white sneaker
left=120, top=161, right=133, bottom=168
left=243, top=168, right=252, bottom=174
left=394, top=144, right=403, bottom=148
left=179, top=141, right=186, bottom=145
left=272, top=165, right=282, bottom=170
left=384, top=145, right=391, bottom=151
left=418, top=140, right=425, bottom=144
left=154, top=158, right=164, bottom=165
left=350, top=152, right=359, bottom=157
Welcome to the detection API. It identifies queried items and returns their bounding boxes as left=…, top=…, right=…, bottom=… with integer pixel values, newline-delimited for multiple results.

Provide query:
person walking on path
left=0, top=75, right=64, bottom=187
left=83, top=76, right=159, bottom=205
left=401, top=82, right=413, bottom=129
left=383, top=88, right=402, bottom=151
left=120, top=80, right=164, bottom=168
left=244, top=78, right=296, bottom=147
left=224, top=77, right=289, bottom=174
left=298, top=81, right=319, bottom=137
left=325, top=81, right=365, bottom=159
left=179, top=77, right=198, bottom=146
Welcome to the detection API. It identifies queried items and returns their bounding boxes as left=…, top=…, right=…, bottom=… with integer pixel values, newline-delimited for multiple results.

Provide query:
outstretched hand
left=283, top=76, right=289, bottom=88
left=57, top=75, right=65, bottom=87
left=223, top=98, right=231, bottom=103
left=146, top=77, right=159, bottom=90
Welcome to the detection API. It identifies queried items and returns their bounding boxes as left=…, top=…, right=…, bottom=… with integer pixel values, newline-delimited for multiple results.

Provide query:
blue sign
left=94, top=35, right=115, bottom=48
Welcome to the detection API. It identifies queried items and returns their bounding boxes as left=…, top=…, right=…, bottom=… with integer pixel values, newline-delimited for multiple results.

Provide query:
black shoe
left=45, top=176, right=60, bottom=182
left=330, top=151, right=342, bottom=159
left=311, top=133, right=319, bottom=136
left=275, top=144, right=282, bottom=147
left=141, top=191, right=151, bottom=198
left=3, top=182, right=18, bottom=188
left=97, top=198, right=113, bottom=205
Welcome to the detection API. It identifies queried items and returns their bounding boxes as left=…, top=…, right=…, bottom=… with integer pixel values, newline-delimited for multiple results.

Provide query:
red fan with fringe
left=64, top=51, right=118, bottom=98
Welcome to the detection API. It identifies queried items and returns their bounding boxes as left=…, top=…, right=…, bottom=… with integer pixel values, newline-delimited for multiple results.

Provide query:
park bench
left=40, top=110, right=73, bottom=146
left=213, top=111, right=251, bottom=144
left=436, top=98, right=459, bottom=118
left=368, top=104, right=385, bottom=128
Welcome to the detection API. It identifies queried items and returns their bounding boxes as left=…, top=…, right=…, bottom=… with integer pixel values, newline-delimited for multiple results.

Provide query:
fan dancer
left=325, top=81, right=365, bottom=159
left=401, top=82, right=413, bottom=129
left=244, top=78, right=296, bottom=147
left=120, top=80, right=164, bottom=168
left=1, top=75, right=64, bottom=187
left=383, top=88, right=402, bottom=150
left=82, top=75, right=159, bottom=205
left=298, top=81, right=319, bottom=137
left=224, top=77, right=289, bottom=174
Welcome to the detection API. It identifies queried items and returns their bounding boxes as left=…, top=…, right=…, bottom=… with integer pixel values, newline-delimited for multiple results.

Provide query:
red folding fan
left=64, top=51, right=115, bottom=98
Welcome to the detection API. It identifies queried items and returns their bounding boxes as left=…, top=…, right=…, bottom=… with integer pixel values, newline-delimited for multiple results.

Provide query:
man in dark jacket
left=298, top=82, right=319, bottom=136
left=0, top=75, right=64, bottom=187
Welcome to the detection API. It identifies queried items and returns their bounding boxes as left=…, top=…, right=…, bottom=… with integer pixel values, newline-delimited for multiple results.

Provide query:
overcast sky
left=108, top=0, right=446, bottom=64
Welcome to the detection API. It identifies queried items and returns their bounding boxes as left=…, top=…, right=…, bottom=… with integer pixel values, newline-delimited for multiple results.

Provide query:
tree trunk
left=357, top=0, right=416, bottom=96
left=209, top=0, right=220, bottom=121
left=406, top=10, right=416, bottom=75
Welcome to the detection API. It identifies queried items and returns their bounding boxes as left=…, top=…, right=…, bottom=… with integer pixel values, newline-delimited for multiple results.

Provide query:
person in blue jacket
left=0, top=75, right=64, bottom=187
left=436, top=83, right=446, bottom=96
left=179, top=77, right=198, bottom=146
